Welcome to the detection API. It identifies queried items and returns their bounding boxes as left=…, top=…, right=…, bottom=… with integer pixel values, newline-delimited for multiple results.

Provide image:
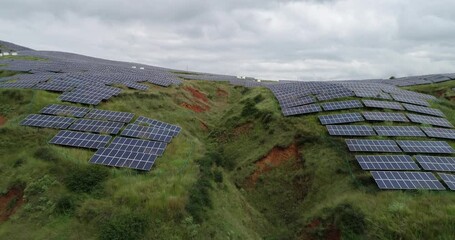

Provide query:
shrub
left=34, top=147, right=59, bottom=162
left=99, top=212, right=149, bottom=240
left=55, top=194, right=77, bottom=215
left=64, top=165, right=109, bottom=193
left=253, top=94, right=265, bottom=103
left=241, top=99, right=259, bottom=117
left=213, top=169, right=223, bottom=183
left=327, top=203, right=366, bottom=235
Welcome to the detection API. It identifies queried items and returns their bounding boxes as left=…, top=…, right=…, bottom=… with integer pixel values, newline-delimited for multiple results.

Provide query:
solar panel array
left=373, top=126, right=426, bottom=137
left=121, top=124, right=174, bottom=143
left=69, top=119, right=124, bottom=134
left=402, top=103, right=445, bottom=117
left=362, top=112, right=409, bottom=122
left=49, top=130, right=111, bottom=149
left=107, top=137, right=167, bottom=156
left=85, top=109, right=134, bottom=123
left=345, top=139, right=401, bottom=152
left=322, top=100, right=363, bottom=111
left=416, top=156, right=455, bottom=172
left=319, top=113, right=364, bottom=125
left=20, top=114, right=75, bottom=129
left=40, top=104, right=90, bottom=117
left=89, top=148, right=158, bottom=171
left=422, top=127, right=455, bottom=140
left=438, top=173, right=455, bottom=190
left=407, top=114, right=454, bottom=128
left=326, top=125, right=376, bottom=136
left=396, top=140, right=455, bottom=154
left=371, top=171, right=445, bottom=190
left=355, top=155, right=420, bottom=170
left=362, top=100, right=404, bottom=110
left=135, top=116, right=181, bottom=136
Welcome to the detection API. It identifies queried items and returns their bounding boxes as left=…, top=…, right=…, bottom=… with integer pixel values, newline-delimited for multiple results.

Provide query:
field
left=0, top=70, right=455, bottom=239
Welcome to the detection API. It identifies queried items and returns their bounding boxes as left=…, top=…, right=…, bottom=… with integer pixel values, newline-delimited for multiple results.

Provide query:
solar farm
left=1, top=40, right=455, bottom=239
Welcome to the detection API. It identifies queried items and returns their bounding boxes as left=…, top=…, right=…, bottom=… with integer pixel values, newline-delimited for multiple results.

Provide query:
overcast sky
left=1, top=0, right=455, bottom=80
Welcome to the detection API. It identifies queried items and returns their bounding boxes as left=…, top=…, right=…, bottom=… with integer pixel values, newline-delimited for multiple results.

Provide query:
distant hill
left=0, top=40, right=454, bottom=239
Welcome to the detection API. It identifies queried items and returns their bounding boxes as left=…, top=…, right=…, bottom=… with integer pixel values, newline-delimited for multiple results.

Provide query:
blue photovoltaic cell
left=322, top=100, right=363, bottom=111
left=135, top=116, right=181, bottom=136
left=415, top=155, right=455, bottom=172
left=345, top=139, right=402, bottom=152
left=318, top=113, right=365, bottom=125
left=396, top=140, right=455, bottom=154
left=362, top=100, right=404, bottom=110
left=89, top=147, right=158, bottom=171
left=326, top=125, right=376, bottom=136
left=362, top=112, right=409, bottom=122
left=282, top=104, right=321, bottom=116
left=407, top=114, right=454, bottom=128
left=438, top=173, right=455, bottom=190
left=69, top=119, right=124, bottom=134
left=121, top=124, right=173, bottom=142
left=373, top=126, right=426, bottom=137
left=107, top=137, right=167, bottom=156
left=371, top=171, right=445, bottom=190
left=20, top=114, right=74, bottom=129
left=421, top=127, right=455, bottom=140
left=85, top=109, right=134, bottom=123
left=49, top=130, right=111, bottom=149
left=355, top=155, right=419, bottom=170
left=39, top=104, right=90, bottom=117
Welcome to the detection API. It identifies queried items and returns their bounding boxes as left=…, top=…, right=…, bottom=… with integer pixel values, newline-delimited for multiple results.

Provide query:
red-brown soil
left=184, top=86, right=208, bottom=103
left=299, top=219, right=341, bottom=240
left=180, top=102, right=207, bottom=113
left=216, top=88, right=228, bottom=97
left=246, top=143, right=299, bottom=187
left=0, top=116, right=6, bottom=127
left=0, top=187, right=25, bottom=223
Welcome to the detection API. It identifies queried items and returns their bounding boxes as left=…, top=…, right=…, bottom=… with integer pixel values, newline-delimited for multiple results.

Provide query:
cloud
left=1, top=0, right=455, bottom=80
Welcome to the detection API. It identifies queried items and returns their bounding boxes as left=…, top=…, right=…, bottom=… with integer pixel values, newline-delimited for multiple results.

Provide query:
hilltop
left=0, top=41, right=455, bottom=240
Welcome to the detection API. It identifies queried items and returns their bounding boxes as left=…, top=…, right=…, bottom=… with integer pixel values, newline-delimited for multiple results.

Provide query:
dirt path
left=246, top=143, right=299, bottom=187
left=0, top=187, right=25, bottom=223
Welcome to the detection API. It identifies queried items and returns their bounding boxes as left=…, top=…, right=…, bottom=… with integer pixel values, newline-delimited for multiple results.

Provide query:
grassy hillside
left=0, top=71, right=455, bottom=239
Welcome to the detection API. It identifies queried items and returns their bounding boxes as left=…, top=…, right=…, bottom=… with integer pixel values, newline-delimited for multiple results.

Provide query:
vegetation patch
left=63, top=165, right=109, bottom=193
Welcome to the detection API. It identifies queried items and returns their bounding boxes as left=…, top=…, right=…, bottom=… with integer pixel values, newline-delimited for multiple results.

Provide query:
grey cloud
left=1, top=0, right=455, bottom=80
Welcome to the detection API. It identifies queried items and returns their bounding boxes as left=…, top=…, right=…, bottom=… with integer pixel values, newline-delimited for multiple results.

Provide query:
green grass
left=0, top=78, right=454, bottom=239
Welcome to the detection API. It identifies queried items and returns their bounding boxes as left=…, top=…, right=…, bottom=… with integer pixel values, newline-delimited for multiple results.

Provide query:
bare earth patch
left=180, top=102, right=208, bottom=113
left=246, top=143, right=299, bottom=187
left=184, top=86, right=209, bottom=103
left=0, top=116, right=6, bottom=127
left=216, top=88, right=228, bottom=97
left=0, top=186, right=25, bottom=223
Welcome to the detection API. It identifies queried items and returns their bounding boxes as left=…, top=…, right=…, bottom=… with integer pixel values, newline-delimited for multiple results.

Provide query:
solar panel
left=371, top=171, right=445, bottom=190
left=89, top=147, right=158, bottom=171
left=318, top=113, right=365, bottom=125
left=402, top=103, right=445, bottom=117
left=396, top=140, right=455, bottom=154
left=373, top=126, right=426, bottom=137
left=345, top=139, right=402, bottom=152
left=362, top=112, right=409, bottom=122
left=280, top=96, right=315, bottom=108
left=121, top=124, right=173, bottom=143
left=69, top=119, right=124, bottom=134
left=407, top=114, right=454, bottom=128
left=282, top=104, right=322, bottom=116
left=421, top=127, right=455, bottom=140
left=322, top=100, right=363, bottom=111
left=59, top=93, right=103, bottom=105
left=20, top=114, right=75, bottom=129
left=39, top=104, right=90, bottom=118
left=316, top=90, right=354, bottom=101
left=415, top=155, right=455, bottom=172
left=391, top=95, right=430, bottom=107
left=135, top=116, right=181, bottom=135
left=326, top=125, right=376, bottom=136
left=355, top=155, right=419, bottom=170
left=107, top=137, right=167, bottom=156
left=85, top=109, right=134, bottom=123
left=49, top=130, right=111, bottom=149
left=438, top=173, right=455, bottom=190
left=362, top=100, right=404, bottom=110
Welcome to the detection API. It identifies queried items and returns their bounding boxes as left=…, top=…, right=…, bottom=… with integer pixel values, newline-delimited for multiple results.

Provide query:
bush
left=241, top=99, right=259, bottom=117
left=64, top=165, right=109, bottom=193
left=325, top=203, right=366, bottom=235
left=213, top=169, right=223, bottom=183
left=99, top=212, right=149, bottom=240
left=34, top=147, right=60, bottom=162
left=253, top=94, right=265, bottom=103
left=55, top=194, right=77, bottom=215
